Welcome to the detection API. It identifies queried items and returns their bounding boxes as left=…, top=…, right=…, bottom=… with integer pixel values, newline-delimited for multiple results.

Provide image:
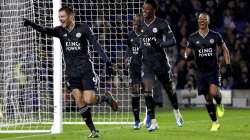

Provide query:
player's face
left=132, top=16, right=141, bottom=32
left=198, top=14, right=209, bottom=30
left=59, top=11, right=73, bottom=28
left=143, top=4, right=155, bottom=19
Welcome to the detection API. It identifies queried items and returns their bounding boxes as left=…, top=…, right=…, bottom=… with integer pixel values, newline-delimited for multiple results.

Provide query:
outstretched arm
left=23, top=18, right=59, bottom=37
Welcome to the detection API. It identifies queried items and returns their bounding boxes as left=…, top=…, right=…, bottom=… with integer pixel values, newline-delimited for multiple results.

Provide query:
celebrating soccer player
left=140, top=0, right=184, bottom=131
left=23, top=6, right=118, bottom=138
left=186, top=12, right=231, bottom=131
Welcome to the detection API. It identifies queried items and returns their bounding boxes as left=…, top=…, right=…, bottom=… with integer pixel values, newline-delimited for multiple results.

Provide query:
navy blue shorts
left=197, top=71, right=221, bottom=95
left=141, top=60, right=171, bottom=82
left=66, top=62, right=98, bottom=91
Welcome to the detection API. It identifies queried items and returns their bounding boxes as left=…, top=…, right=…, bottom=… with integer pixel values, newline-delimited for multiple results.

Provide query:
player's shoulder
left=209, top=29, right=220, bottom=35
left=209, top=30, right=223, bottom=40
left=209, top=29, right=222, bottom=36
left=155, top=17, right=169, bottom=25
left=128, top=31, right=138, bottom=40
left=189, top=31, right=199, bottom=39
left=54, top=26, right=63, bottom=30
left=77, top=23, right=89, bottom=29
left=128, top=31, right=135, bottom=36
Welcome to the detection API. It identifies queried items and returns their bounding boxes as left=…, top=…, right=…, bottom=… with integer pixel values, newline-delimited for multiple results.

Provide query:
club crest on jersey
left=76, top=33, right=82, bottom=38
left=210, top=38, right=215, bottom=44
left=131, top=39, right=134, bottom=42
left=63, top=33, right=67, bottom=37
left=153, top=27, right=158, bottom=33
left=196, top=41, right=200, bottom=44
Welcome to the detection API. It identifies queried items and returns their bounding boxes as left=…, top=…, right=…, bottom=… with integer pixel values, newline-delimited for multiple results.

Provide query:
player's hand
left=149, top=39, right=161, bottom=50
left=23, top=18, right=32, bottom=27
left=105, top=62, right=114, bottom=77
left=225, top=64, right=232, bottom=77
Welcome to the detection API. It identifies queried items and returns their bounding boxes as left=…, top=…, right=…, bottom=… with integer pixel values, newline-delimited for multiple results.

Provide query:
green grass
left=0, top=108, right=249, bottom=140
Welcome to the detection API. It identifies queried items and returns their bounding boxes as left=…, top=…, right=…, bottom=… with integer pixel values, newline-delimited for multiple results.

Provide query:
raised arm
left=23, top=18, right=59, bottom=37
left=84, top=24, right=111, bottom=64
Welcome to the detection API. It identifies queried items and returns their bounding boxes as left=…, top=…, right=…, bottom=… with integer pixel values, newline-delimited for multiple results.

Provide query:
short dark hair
left=59, top=6, right=74, bottom=15
left=144, top=0, right=158, bottom=9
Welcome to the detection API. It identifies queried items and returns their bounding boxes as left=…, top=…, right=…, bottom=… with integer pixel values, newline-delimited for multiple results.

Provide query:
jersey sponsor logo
left=198, top=48, right=213, bottom=57
left=153, top=27, right=158, bottom=33
left=76, top=33, right=82, bottom=38
left=132, top=46, right=139, bottom=55
left=142, top=36, right=156, bottom=47
left=65, top=41, right=81, bottom=51
left=210, top=38, right=215, bottom=44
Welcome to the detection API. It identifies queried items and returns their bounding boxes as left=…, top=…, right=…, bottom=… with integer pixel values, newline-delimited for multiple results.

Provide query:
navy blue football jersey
left=140, top=17, right=175, bottom=63
left=126, top=31, right=142, bottom=66
left=187, top=30, right=224, bottom=73
left=29, top=23, right=110, bottom=77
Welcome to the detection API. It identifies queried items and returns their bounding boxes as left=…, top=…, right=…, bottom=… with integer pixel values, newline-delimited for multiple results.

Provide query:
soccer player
left=186, top=12, right=231, bottom=131
left=140, top=0, right=184, bottom=131
left=23, top=6, right=118, bottom=138
left=125, top=14, right=143, bottom=129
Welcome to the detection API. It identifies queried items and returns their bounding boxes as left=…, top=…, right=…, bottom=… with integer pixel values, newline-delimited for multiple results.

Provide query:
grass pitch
left=0, top=108, right=249, bottom=140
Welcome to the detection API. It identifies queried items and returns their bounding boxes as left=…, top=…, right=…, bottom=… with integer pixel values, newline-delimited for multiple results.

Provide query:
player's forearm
left=28, top=22, right=49, bottom=34
left=160, top=38, right=176, bottom=48
left=222, top=43, right=230, bottom=64
left=185, top=47, right=192, bottom=59
left=92, top=42, right=111, bottom=63
left=24, top=19, right=57, bottom=36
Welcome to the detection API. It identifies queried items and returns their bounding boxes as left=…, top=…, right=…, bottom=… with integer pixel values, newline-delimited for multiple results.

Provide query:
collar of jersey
left=144, top=16, right=156, bottom=27
left=198, top=29, right=210, bottom=38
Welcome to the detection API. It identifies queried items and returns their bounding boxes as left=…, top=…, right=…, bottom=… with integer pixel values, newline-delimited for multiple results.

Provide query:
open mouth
left=200, top=21, right=206, bottom=26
